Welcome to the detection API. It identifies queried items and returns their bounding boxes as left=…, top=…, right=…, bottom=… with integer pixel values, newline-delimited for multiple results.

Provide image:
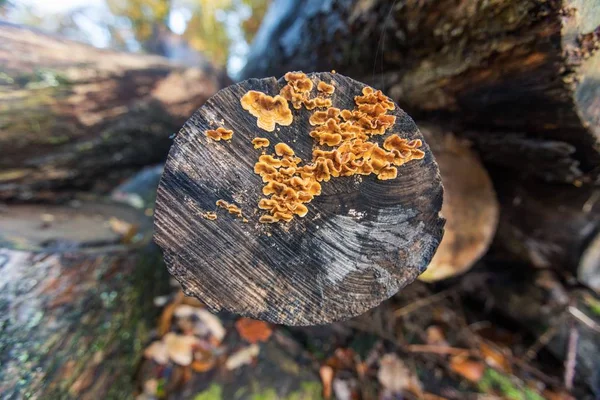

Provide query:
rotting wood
left=154, top=72, right=444, bottom=325
left=0, top=22, right=220, bottom=202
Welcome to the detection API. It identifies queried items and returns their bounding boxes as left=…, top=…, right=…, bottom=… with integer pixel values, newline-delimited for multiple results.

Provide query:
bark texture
left=0, top=22, right=220, bottom=201
left=241, top=0, right=600, bottom=183
left=0, top=171, right=169, bottom=399
left=492, top=177, right=600, bottom=292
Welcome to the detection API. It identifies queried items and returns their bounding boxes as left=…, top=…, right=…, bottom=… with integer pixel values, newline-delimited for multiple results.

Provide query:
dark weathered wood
left=0, top=174, right=169, bottom=399
left=154, top=72, right=444, bottom=325
left=418, top=126, right=499, bottom=282
left=491, top=178, right=600, bottom=291
left=0, top=22, right=220, bottom=201
left=242, top=0, right=600, bottom=183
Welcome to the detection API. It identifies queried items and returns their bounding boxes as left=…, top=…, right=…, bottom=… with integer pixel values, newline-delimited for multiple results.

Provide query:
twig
left=394, top=289, right=453, bottom=318
left=568, top=306, right=600, bottom=333
left=405, top=344, right=471, bottom=356
left=564, top=323, right=578, bottom=391
left=522, top=315, right=564, bottom=362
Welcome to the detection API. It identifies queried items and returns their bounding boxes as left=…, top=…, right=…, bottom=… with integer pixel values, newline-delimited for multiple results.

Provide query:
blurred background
left=1, top=0, right=599, bottom=399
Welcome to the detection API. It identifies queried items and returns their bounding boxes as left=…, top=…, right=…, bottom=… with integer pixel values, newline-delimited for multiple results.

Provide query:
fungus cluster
left=240, top=91, right=293, bottom=132
left=205, top=127, right=233, bottom=141
left=252, top=137, right=270, bottom=149
left=216, top=199, right=247, bottom=222
left=250, top=73, right=425, bottom=224
left=279, top=72, right=334, bottom=110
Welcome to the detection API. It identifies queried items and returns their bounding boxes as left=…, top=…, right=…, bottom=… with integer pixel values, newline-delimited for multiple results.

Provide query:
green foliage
left=194, top=384, right=223, bottom=400
left=478, top=369, right=544, bottom=400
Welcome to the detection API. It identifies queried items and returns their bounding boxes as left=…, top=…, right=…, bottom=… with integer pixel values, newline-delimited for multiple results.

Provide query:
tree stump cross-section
left=154, top=72, right=444, bottom=325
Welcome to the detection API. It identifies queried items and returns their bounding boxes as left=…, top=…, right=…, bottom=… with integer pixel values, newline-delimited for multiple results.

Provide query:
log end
left=154, top=72, right=444, bottom=325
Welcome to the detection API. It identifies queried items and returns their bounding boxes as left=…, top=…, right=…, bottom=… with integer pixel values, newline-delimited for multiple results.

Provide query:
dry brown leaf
left=543, top=389, right=576, bottom=400
left=377, top=353, right=411, bottom=394
left=480, top=342, right=511, bottom=373
left=426, top=325, right=448, bottom=346
left=326, top=348, right=356, bottom=371
left=158, top=292, right=184, bottom=336
left=144, top=340, right=169, bottom=365
left=195, top=309, right=226, bottom=343
left=319, top=365, right=334, bottom=399
left=235, top=318, right=273, bottom=344
left=108, top=217, right=137, bottom=242
left=225, top=344, right=260, bottom=370
left=449, top=356, right=485, bottom=382
left=191, top=358, right=216, bottom=373
left=164, top=333, right=199, bottom=366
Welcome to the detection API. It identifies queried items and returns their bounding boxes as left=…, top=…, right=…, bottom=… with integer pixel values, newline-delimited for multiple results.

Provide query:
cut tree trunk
left=418, top=125, right=499, bottom=282
left=241, top=0, right=600, bottom=184
left=0, top=22, right=220, bottom=202
left=0, top=172, right=169, bottom=399
left=154, top=72, right=444, bottom=325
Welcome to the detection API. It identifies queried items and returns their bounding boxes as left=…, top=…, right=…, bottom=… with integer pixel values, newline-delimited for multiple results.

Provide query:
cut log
left=492, top=178, right=600, bottom=292
left=0, top=22, right=220, bottom=201
left=154, top=72, right=444, bottom=325
left=418, top=126, right=499, bottom=282
left=0, top=176, right=169, bottom=398
left=241, top=0, right=600, bottom=183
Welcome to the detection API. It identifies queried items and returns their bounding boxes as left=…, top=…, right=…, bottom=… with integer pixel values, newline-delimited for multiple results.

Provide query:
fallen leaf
left=319, top=365, right=334, bottom=399
left=426, top=325, right=448, bottom=346
left=195, top=309, right=226, bottom=343
left=225, top=344, right=260, bottom=370
left=449, top=356, right=485, bottom=382
left=164, top=333, right=199, bottom=366
left=543, top=389, right=576, bottom=400
left=377, top=353, right=411, bottom=394
left=191, top=358, right=216, bottom=373
left=480, top=342, right=511, bottom=373
left=332, top=378, right=355, bottom=400
left=235, top=318, right=273, bottom=344
left=144, top=341, right=169, bottom=365
left=326, top=348, right=356, bottom=370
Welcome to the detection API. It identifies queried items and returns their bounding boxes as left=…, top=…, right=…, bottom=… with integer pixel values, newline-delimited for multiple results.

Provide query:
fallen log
left=241, top=0, right=600, bottom=183
left=492, top=178, right=600, bottom=292
left=0, top=173, right=169, bottom=399
left=0, top=22, right=220, bottom=201
left=418, top=126, right=499, bottom=282
left=154, top=72, right=444, bottom=325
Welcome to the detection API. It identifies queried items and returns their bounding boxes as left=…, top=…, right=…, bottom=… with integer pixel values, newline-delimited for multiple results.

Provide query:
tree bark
left=241, top=0, right=600, bottom=183
left=0, top=22, right=220, bottom=202
left=0, top=170, right=169, bottom=399
left=491, top=177, right=600, bottom=292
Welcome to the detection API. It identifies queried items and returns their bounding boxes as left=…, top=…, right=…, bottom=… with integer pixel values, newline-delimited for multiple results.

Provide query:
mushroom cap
left=154, top=72, right=444, bottom=325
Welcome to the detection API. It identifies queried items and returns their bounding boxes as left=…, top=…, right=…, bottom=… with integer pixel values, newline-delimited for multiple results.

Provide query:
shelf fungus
left=252, top=137, right=270, bottom=149
left=154, top=71, right=444, bottom=325
left=253, top=72, right=425, bottom=223
left=241, top=91, right=293, bottom=132
left=205, top=127, right=233, bottom=141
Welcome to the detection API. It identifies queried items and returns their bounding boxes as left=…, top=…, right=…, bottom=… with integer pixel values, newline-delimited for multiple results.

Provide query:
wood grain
left=154, top=72, right=444, bottom=325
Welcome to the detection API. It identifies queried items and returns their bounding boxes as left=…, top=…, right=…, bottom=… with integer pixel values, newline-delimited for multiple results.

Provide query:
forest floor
left=135, top=269, right=587, bottom=400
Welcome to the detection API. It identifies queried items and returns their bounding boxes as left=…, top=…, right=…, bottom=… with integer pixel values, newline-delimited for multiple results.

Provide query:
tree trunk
left=0, top=170, right=169, bottom=399
left=491, top=177, right=600, bottom=292
left=0, top=22, right=220, bottom=202
left=241, top=0, right=600, bottom=184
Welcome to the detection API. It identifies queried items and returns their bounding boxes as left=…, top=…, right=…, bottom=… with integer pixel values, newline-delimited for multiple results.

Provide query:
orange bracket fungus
left=205, top=127, right=233, bottom=141
left=240, top=90, right=293, bottom=132
left=154, top=72, right=444, bottom=325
